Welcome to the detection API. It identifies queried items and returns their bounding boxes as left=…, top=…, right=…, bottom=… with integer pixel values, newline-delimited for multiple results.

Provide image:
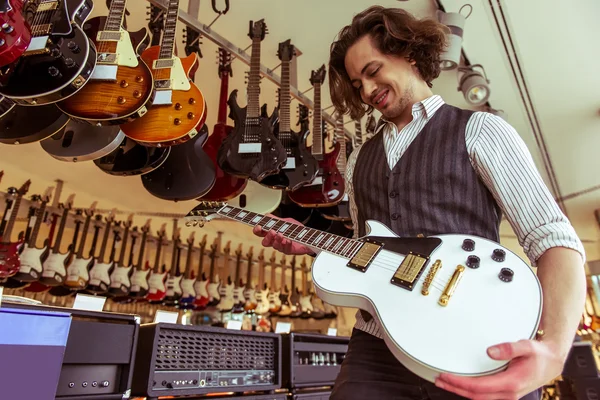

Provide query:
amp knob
left=492, top=248, right=506, bottom=262
left=498, top=268, right=514, bottom=282
left=466, top=255, right=480, bottom=269
left=461, top=239, right=475, bottom=251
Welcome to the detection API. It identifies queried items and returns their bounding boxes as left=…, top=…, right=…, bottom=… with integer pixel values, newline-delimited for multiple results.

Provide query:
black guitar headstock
left=183, top=27, right=203, bottom=58
left=277, top=39, right=295, bottom=62
left=310, top=64, right=326, bottom=86
left=147, top=4, right=165, bottom=46
left=296, top=103, right=309, bottom=126
left=248, top=19, right=268, bottom=41
left=217, top=47, right=233, bottom=78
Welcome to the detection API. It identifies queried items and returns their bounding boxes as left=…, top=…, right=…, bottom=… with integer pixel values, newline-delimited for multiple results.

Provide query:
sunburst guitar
left=57, top=4, right=154, bottom=125
left=120, top=0, right=206, bottom=147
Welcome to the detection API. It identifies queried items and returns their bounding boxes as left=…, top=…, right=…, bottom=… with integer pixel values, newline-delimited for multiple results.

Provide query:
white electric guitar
left=65, top=202, right=99, bottom=290
left=185, top=202, right=543, bottom=383
left=108, top=214, right=135, bottom=296
left=228, top=180, right=282, bottom=215
left=86, top=210, right=118, bottom=294
left=216, top=242, right=235, bottom=312
left=254, top=253, right=270, bottom=315
left=205, top=243, right=220, bottom=306
left=129, top=220, right=153, bottom=299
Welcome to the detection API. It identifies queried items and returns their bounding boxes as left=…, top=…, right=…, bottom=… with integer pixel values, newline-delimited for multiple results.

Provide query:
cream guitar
left=231, top=244, right=246, bottom=314
left=228, top=180, right=282, bottom=215
left=268, top=253, right=282, bottom=313
left=255, top=252, right=270, bottom=315
left=86, top=209, right=118, bottom=294
left=216, top=241, right=234, bottom=312
left=39, top=194, right=75, bottom=286
left=277, top=259, right=292, bottom=317
left=129, top=219, right=153, bottom=299
left=65, top=202, right=99, bottom=289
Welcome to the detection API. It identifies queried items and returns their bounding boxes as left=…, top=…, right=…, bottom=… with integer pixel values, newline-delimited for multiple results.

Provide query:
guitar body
left=299, top=294, right=314, bottom=319
left=129, top=268, right=151, bottom=299
left=288, top=143, right=345, bottom=208
left=0, top=0, right=96, bottom=105
left=255, top=289, right=270, bottom=315
left=200, top=123, right=247, bottom=201
left=268, top=291, right=281, bottom=314
left=120, top=47, right=206, bottom=146
left=0, top=103, right=69, bottom=145
left=228, top=180, right=282, bottom=215
left=58, top=17, right=153, bottom=124
left=108, top=265, right=133, bottom=297
left=207, top=279, right=221, bottom=306
left=141, top=124, right=216, bottom=201
left=278, top=290, right=292, bottom=317
left=163, top=276, right=183, bottom=306
left=179, top=277, right=196, bottom=309
left=217, top=282, right=235, bottom=312
left=322, top=301, right=338, bottom=319
left=0, top=238, right=23, bottom=278
left=39, top=251, right=70, bottom=285
left=193, top=279, right=209, bottom=309
left=244, top=288, right=257, bottom=311
left=146, top=271, right=167, bottom=303
left=0, top=0, right=31, bottom=67
left=288, top=289, right=302, bottom=318
left=85, top=261, right=113, bottom=294
left=217, top=90, right=286, bottom=181
left=312, top=220, right=542, bottom=382
left=41, top=120, right=125, bottom=162
left=260, top=122, right=319, bottom=191
left=14, top=244, right=48, bottom=282
left=94, top=137, right=170, bottom=176
left=64, top=256, right=94, bottom=290
left=232, top=286, right=245, bottom=313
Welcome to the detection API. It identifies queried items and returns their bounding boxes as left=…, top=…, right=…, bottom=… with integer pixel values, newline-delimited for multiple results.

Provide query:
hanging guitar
left=0, top=0, right=96, bottom=105
left=108, top=213, right=134, bottom=296
left=0, top=99, right=70, bottom=146
left=205, top=242, right=220, bottom=306
left=192, top=234, right=209, bottom=310
left=186, top=201, right=543, bottom=383
left=254, top=251, right=270, bottom=315
left=39, top=194, right=75, bottom=286
left=259, top=39, right=318, bottom=191
left=146, top=224, right=168, bottom=303
left=85, top=209, right=118, bottom=294
left=267, top=253, right=282, bottom=314
left=120, top=0, right=207, bottom=147
left=231, top=244, right=246, bottom=314
left=179, top=231, right=197, bottom=309
left=277, top=257, right=292, bottom=317
left=217, top=19, right=286, bottom=181
left=243, top=247, right=257, bottom=311
left=198, top=48, right=248, bottom=202
left=0, top=0, right=32, bottom=67
left=163, top=229, right=183, bottom=307
left=65, top=212, right=101, bottom=290
left=288, top=65, right=345, bottom=208
left=216, top=242, right=234, bottom=312
left=0, top=179, right=30, bottom=278
left=57, top=0, right=153, bottom=125
left=93, top=136, right=171, bottom=177
left=128, top=219, right=153, bottom=299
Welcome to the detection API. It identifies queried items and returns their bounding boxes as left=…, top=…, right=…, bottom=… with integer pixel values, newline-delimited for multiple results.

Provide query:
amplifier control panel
left=153, top=370, right=276, bottom=390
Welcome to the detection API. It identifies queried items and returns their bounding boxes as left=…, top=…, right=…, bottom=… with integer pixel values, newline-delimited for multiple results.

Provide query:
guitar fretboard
left=247, top=36, right=262, bottom=119
left=159, top=0, right=180, bottom=60
left=217, top=206, right=362, bottom=258
left=312, top=83, right=323, bottom=157
left=335, top=113, right=347, bottom=175
left=279, top=58, right=291, bottom=137
left=104, top=0, right=127, bottom=32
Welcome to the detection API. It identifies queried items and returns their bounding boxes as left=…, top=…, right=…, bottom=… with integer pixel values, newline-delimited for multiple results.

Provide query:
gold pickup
left=37, top=1, right=58, bottom=12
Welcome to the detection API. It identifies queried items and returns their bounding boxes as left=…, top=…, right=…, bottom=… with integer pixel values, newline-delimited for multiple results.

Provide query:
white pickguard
left=165, top=276, right=183, bottom=297
left=41, top=253, right=69, bottom=281
left=114, top=29, right=138, bottom=67
left=147, top=272, right=167, bottom=294
left=18, top=245, right=45, bottom=275
left=311, top=220, right=542, bottom=383
left=89, top=262, right=113, bottom=286
left=194, top=279, right=209, bottom=298
left=233, top=287, right=245, bottom=304
left=229, top=180, right=282, bottom=215
left=217, top=283, right=234, bottom=310
left=255, top=290, right=270, bottom=314
left=181, top=278, right=196, bottom=298
left=268, top=291, right=281, bottom=308
left=299, top=295, right=314, bottom=313
left=170, top=58, right=191, bottom=91
left=66, top=257, right=92, bottom=284
left=130, top=269, right=150, bottom=292
left=109, top=266, right=132, bottom=289
left=207, top=281, right=220, bottom=302
left=244, top=288, right=257, bottom=304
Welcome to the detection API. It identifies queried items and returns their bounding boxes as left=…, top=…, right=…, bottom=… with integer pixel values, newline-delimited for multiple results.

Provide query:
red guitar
left=0, top=179, right=30, bottom=278
left=146, top=225, right=168, bottom=303
left=192, top=234, right=209, bottom=310
left=288, top=65, right=345, bottom=208
left=0, top=0, right=31, bottom=67
left=199, top=48, right=248, bottom=201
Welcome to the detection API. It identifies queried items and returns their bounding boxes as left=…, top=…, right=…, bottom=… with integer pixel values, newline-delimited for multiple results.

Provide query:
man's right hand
left=252, top=217, right=313, bottom=256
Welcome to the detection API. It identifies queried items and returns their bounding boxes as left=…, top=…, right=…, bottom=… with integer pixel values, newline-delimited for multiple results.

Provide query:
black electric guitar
left=0, top=99, right=69, bottom=145
left=93, top=136, right=171, bottom=176
left=217, top=19, right=286, bottom=181
left=260, top=40, right=318, bottom=191
left=0, top=0, right=96, bottom=105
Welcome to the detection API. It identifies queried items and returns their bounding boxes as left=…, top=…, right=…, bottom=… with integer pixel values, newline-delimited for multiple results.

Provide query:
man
left=253, top=6, right=586, bottom=400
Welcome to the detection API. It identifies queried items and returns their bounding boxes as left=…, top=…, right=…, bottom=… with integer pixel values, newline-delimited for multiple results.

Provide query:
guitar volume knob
left=2, top=23, right=13, bottom=33
left=492, top=249, right=506, bottom=262
left=498, top=268, right=514, bottom=282
left=461, top=239, right=475, bottom=251
left=48, top=66, right=61, bottom=78
left=466, top=255, right=480, bottom=269
left=64, top=58, right=75, bottom=68
left=67, top=41, right=80, bottom=53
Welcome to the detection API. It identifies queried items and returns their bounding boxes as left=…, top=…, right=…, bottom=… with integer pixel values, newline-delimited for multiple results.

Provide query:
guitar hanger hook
left=212, top=0, right=230, bottom=15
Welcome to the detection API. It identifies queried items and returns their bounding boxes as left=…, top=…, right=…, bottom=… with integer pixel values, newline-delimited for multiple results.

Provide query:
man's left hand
left=435, top=339, right=564, bottom=400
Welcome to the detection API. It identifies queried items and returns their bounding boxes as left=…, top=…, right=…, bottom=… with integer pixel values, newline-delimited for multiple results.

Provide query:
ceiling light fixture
left=458, top=64, right=491, bottom=106
left=437, top=4, right=472, bottom=71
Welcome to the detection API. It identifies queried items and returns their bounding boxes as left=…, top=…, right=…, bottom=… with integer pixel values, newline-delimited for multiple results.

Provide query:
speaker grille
left=156, top=328, right=277, bottom=371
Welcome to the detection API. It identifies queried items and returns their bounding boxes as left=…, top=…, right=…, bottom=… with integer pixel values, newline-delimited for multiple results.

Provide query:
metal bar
left=146, top=0, right=354, bottom=139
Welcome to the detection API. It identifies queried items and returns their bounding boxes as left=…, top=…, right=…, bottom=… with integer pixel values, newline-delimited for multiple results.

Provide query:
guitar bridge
left=391, top=252, right=430, bottom=291
left=346, top=238, right=383, bottom=272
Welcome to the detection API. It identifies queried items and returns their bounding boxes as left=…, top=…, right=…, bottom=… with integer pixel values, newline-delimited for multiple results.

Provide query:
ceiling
left=0, top=0, right=598, bottom=259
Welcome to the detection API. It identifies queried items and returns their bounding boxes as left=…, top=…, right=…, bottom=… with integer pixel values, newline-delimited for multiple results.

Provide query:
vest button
left=391, top=213, right=399, bottom=220
left=389, top=191, right=397, bottom=198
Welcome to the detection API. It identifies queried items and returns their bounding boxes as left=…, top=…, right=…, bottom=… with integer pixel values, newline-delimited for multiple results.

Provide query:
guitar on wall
left=0, top=0, right=96, bottom=105
left=108, top=214, right=134, bottom=296
left=192, top=234, right=209, bottom=310
left=146, top=224, right=168, bottom=303
left=0, top=179, right=30, bottom=278
left=86, top=209, right=118, bottom=294
left=129, top=219, right=152, bottom=299
left=163, top=230, right=183, bottom=307
left=243, top=247, right=257, bottom=311
left=65, top=212, right=102, bottom=290
left=179, top=231, right=197, bottom=309
left=217, top=19, right=286, bottom=181
left=288, top=65, right=345, bottom=208
left=231, top=244, right=246, bottom=314
left=120, top=0, right=207, bottom=147
left=0, top=0, right=32, bottom=67
left=186, top=201, right=543, bottom=383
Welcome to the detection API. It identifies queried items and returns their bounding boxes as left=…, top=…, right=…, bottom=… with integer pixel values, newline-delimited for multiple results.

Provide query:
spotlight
left=437, top=5, right=472, bottom=71
left=458, top=64, right=490, bottom=106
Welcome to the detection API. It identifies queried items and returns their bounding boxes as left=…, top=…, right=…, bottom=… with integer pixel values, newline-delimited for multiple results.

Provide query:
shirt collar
left=375, top=95, right=445, bottom=134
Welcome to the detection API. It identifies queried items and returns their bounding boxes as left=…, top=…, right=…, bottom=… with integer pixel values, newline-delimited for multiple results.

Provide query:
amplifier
left=131, top=322, right=282, bottom=398
left=1, top=301, right=139, bottom=400
left=282, top=333, right=349, bottom=389
left=292, top=391, right=332, bottom=399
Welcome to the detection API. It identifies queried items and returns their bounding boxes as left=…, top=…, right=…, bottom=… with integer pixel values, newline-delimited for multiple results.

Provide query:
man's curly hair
left=329, top=6, right=448, bottom=120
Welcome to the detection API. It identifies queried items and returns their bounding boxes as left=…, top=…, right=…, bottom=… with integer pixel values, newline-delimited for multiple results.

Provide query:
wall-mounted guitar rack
left=145, top=0, right=355, bottom=141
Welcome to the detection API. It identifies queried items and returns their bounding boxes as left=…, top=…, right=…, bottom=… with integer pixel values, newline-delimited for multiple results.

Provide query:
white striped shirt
left=346, top=94, right=585, bottom=338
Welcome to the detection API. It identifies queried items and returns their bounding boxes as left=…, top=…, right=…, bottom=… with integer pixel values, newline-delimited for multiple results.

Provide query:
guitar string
left=31, top=2, right=47, bottom=36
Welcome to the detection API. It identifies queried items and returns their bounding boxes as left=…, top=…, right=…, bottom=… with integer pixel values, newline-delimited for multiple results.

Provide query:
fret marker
left=265, top=220, right=276, bottom=228
left=223, top=207, right=232, bottom=213
left=279, top=224, right=290, bottom=232
left=298, top=229, right=308, bottom=239
left=252, top=216, right=261, bottom=223
left=314, top=234, right=325, bottom=245
left=238, top=211, right=247, bottom=218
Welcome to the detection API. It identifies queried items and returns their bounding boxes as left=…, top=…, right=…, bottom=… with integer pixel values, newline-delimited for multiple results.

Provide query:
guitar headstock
left=280, top=254, right=287, bottom=269
left=248, top=19, right=268, bottom=41
left=17, top=179, right=31, bottom=196
left=277, top=39, right=295, bottom=62
left=223, top=240, right=231, bottom=256
left=105, top=207, right=117, bottom=224
left=297, top=103, right=309, bottom=126
left=123, top=213, right=134, bottom=229
left=157, top=222, right=167, bottom=239
left=235, top=243, right=243, bottom=258
left=269, top=251, right=277, bottom=266
left=209, top=242, right=217, bottom=258
left=310, top=64, right=326, bottom=86
left=85, top=201, right=97, bottom=217
left=93, top=214, right=103, bottom=227
left=73, top=208, right=84, bottom=224
left=217, top=47, right=233, bottom=78
left=290, top=255, right=296, bottom=268
left=142, top=218, right=152, bottom=233
left=30, top=194, right=42, bottom=204
left=199, top=234, right=207, bottom=252
left=187, top=230, right=196, bottom=245
left=301, top=257, right=308, bottom=271
left=172, top=227, right=181, bottom=242
left=184, top=201, right=228, bottom=227
left=257, top=248, right=265, bottom=263
left=147, top=4, right=165, bottom=42
left=246, top=246, right=254, bottom=261
left=63, top=193, right=75, bottom=210
left=130, top=226, right=140, bottom=238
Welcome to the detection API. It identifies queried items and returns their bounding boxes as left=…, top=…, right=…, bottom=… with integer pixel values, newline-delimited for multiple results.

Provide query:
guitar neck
left=52, top=208, right=70, bottom=253
left=75, top=214, right=93, bottom=258
left=4, top=194, right=23, bottom=239
left=246, top=37, right=262, bottom=119
left=217, top=70, right=230, bottom=124
left=104, top=0, right=127, bottom=31
left=217, top=206, right=361, bottom=259
left=158, top=0, right=179, bottom=60
left=335, top=115, right=347, bottom=175
left=312, top=84, right=323, bottom=157
left=183, top=243, right=194, bottom=278
left=153, top=238, right=164, bottom=273
left=117, top=226, right=130, bottom=266
left=28, top=201, right=48, bottom=247
left=97, top=221, right=113, bottom=262
left=279, top=59, right=291, bottom=135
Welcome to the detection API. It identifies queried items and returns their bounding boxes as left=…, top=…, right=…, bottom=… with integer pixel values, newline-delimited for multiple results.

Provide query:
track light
left=458, top=64, right=490, bottom=106
left=437, top=5, right=472, bottom=71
